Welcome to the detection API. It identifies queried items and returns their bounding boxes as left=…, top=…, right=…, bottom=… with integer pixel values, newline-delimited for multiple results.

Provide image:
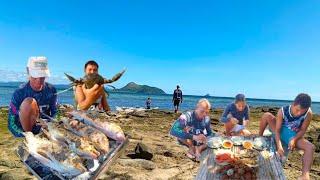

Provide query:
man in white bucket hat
left=8, top=56, right=58, bottom=137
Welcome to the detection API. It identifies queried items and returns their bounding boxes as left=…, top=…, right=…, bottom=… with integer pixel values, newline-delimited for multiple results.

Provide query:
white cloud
left=0, top=69, right=68, bottom=84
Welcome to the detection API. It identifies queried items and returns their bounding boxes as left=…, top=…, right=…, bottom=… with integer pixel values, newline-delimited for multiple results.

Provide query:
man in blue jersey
left=8, top=56, right=57, bottom=137
left=170, top=98, right=213, bottom=161
left=259, top=93, right=314, bottom=180
left=172, top=85, right=183, bottom=113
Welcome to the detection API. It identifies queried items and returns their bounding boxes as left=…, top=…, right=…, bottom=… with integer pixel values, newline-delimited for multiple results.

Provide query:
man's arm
left=172, top=90, right=176, bottom=101
left=243, top=120, right=249, bottom=127
left=75, top=85, right=85, bottom=106
left=170, top=114, right=193, bottom=140
left=100, top=92, right=110, bottom=112
left=205, top=117, right=213, bottom=136
left=243, top=106, right=250, bottom=126
left=8, top=91, right=24, bottom=137
left=49, top=88, right=58, bottom=117
left=294, top=110, right=312, bottom=140
left=275, top=109, right=284, bottom=155
left=289, top=110, right=313, bottom=150
left=76, top=84, right=103, bottom=110
left=220, top=105, right=231, bottom=123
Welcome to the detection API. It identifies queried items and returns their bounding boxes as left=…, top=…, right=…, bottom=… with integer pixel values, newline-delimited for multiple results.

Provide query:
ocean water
left=0, top=82, right=319, bottom=114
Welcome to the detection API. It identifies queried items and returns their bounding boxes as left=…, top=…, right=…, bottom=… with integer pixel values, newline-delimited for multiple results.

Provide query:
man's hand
left=288, top=138, right=297, bottom=151
left=243, top=120, right=249, bottom=127
left=69, top=120, right=79, bottom=128
left=36, top=121, right=48, bottom=129
left=184, top=126, right=192, bottom=132
left=193, top=134, right=207, bottom=143
left=277, top=145, right=285, bottom=157
left=82, top=84, right=103, bottom=100
left=230, top=118, right=239, bottom=125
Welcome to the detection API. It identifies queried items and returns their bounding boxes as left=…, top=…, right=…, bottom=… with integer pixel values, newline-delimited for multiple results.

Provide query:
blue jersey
left=282, top=105, right=310, bottom=132
left=8, top=82, right=57, bottom=137
left=170, top=111, right=213, bottom=140
left=220, top=103, right=250, bottom=125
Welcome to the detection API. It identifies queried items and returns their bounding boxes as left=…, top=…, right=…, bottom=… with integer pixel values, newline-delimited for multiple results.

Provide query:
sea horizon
left=1, top=81, right=319, bottom=114
left=1, top=81, right=319, bottom=103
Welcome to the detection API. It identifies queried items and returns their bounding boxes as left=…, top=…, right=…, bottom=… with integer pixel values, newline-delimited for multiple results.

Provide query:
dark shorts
left=174, top=99, right=181, bottom=106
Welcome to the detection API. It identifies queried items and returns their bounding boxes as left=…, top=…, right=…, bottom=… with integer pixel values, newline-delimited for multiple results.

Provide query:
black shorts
left=174, top=99, right=181, bottom=106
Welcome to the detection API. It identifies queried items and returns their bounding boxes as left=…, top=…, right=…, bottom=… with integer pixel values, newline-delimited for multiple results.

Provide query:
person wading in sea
left=172, top=85, right=183, bottom=113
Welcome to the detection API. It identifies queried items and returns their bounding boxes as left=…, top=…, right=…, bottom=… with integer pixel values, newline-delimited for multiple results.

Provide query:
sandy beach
left=0, top=106, right=319, bottom=180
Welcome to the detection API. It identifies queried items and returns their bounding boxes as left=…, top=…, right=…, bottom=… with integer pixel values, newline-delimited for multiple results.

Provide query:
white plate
left=230, top=136, right=244, bottom=145
left=207, top=137, right=222, bottom=149
left=253, top=137, right=267, bottom=150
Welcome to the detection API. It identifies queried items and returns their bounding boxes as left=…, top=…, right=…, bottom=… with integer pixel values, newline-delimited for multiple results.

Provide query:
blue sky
left=0, top=0, right=319, bottom=101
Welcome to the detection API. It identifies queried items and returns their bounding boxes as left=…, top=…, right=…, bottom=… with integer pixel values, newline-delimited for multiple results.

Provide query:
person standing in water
left=172, top=85, right=183, bottom=113
left=146, top=97, right=151, bottom=109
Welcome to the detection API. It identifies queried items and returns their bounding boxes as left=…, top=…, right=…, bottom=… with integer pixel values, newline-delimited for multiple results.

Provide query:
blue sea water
left=0, top=82, right=319, bottom=114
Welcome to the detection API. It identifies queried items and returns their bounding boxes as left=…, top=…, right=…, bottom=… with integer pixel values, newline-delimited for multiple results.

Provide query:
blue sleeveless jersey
left=8, top=82, right=57, bottom=137
left=281, top=105, right=309, bottom=132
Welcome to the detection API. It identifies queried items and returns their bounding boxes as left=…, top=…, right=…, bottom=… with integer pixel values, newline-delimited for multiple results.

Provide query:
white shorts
left=232, top=124, right=245, bottom=133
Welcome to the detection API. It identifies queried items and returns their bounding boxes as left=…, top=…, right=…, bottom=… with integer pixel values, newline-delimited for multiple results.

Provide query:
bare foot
left=186, top=150, right=195, bottom=160
left=195, top=153, right=201, bottom=162
left=297, top=175, right=310, bottom=180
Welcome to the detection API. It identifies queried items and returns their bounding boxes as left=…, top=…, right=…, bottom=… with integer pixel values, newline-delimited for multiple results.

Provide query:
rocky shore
left=0, top=106, right=319, bottom=180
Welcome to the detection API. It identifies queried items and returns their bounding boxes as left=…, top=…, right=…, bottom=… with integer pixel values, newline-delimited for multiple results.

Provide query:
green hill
left=115, top=82, right=166, bottom=94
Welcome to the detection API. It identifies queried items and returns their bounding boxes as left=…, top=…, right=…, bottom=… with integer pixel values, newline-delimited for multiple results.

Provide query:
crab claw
left=64, top=73, right=76, bottom=82
left=104, top=69, right=126, bottom=84
left=64, top=73, right=82, bottom=86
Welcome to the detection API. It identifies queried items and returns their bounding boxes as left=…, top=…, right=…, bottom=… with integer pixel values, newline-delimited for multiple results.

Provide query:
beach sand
left=0, top=106, right=319, bottom=179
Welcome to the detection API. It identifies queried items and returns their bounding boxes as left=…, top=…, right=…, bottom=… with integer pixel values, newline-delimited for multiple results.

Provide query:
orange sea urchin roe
left=223, top=141, right=233, bottom=148
left=243, top=141, right=253, bottom=149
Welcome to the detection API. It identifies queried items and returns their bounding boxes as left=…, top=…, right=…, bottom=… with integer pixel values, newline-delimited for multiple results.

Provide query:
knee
left=21, top=97, right=38, bottom=107
left=20, top=98, right=38, bottom=114
left=304, top=142, right=315, bottom=153
left=261, top=112, right=274, bottom=121
left=224, top=121, right=234, bottom=129
left=310, top=143, right=316, bottom=152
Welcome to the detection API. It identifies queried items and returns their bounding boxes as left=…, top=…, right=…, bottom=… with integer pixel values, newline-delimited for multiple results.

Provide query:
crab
left=64, top=69, right=126, bottom=93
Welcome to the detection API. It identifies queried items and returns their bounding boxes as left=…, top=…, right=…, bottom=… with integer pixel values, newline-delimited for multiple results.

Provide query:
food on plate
left=242, top=140, right=253, bottom=149
left=216, top=159, right=257, bottom=179
left=215, top=150, right=234, bottom=165
left=238, top=149, right=259, bottom=167
left=261, top=150, right=271, bottom=159
left=222, top=140, right=233, bottom=149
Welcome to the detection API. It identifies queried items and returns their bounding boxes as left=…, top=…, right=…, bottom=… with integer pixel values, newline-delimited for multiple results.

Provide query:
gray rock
left=127, top=143, right=153, bottom=160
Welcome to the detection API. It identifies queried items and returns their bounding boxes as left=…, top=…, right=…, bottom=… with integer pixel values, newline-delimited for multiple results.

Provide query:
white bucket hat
left=27, top=56, right=50, bottom=78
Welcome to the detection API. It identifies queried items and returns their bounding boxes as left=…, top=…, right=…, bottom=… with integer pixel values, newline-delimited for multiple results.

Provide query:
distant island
left=114, top=82, right=166, bottom=95
left=0, top=81, right=166, bottom=95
